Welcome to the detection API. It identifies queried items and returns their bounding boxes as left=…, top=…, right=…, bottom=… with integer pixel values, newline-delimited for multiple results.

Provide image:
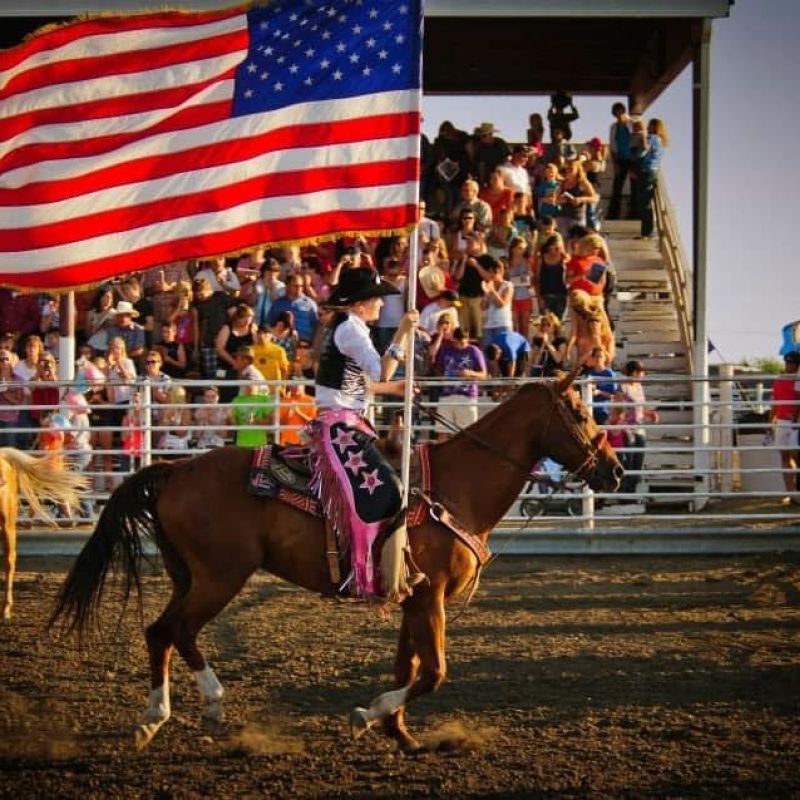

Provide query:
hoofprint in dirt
left=1, top=555, right=799, bottom=799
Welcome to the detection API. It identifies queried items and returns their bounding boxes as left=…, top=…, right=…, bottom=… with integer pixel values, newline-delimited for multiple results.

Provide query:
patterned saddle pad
left=247, top=443, right=433, bottom=530
left=248, top=445, right=322, bottom=516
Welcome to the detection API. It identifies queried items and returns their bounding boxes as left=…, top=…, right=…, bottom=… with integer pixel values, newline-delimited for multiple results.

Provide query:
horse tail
left=49, top=462, right=172, bottom=642
left=0, top=447, right=88, bottom=524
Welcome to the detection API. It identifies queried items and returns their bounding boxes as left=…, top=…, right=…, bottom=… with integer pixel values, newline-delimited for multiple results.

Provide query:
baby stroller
left=519, top=457, right=583, bottom=518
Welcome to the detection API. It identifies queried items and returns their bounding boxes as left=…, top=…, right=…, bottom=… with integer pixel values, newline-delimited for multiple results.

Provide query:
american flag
left=0, top=0, right=422, bottom=290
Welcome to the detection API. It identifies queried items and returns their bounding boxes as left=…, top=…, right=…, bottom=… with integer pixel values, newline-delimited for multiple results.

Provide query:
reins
left=412, top=394, right=538, bottom=477
left=411, top=382, right=602, bottom=486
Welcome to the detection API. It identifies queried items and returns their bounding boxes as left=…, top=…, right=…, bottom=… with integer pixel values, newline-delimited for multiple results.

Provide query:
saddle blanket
left=248, top=444, right=427, bottom=523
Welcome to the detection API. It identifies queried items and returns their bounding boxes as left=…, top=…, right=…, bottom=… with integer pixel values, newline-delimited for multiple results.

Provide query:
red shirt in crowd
left=772, top=376, right=799, bottom=421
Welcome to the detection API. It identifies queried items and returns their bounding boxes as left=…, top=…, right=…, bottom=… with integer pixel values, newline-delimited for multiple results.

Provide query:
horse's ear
left=556, top=365, right=581, bottom=393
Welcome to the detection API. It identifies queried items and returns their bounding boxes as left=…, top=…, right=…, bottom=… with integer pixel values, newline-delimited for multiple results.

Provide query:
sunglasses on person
left=146, top=359, right=160, bottom=365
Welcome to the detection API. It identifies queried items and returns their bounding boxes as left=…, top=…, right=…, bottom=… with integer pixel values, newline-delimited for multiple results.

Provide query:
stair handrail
left=653, top=176, right=694, bottom=372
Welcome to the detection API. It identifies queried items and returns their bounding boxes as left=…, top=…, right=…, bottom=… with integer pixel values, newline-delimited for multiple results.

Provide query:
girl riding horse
left=311, top=266, right=424, bottom=603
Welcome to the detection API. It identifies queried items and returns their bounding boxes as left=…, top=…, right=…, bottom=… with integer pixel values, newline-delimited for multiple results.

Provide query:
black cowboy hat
left=326, top=267, right=400, bottom=306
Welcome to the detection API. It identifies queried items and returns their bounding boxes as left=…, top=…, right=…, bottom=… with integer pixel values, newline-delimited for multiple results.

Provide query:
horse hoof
left=134, top=722, right=161, bottom=750
left=201, top=701, right=224, bottom=722
left=349, top=707, right=374, bottom=740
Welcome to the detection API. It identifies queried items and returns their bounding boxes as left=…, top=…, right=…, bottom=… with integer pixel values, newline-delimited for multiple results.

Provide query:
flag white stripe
left=0, top=14, right=246, bottom=95
left=0, top=136, right=415, bottom=229
left=1, top=89, right=418, bottom=188
left=3, top=181, right=419, bottom=271
left=0, top=50, right=245, bottom=122
left=0, top=79, right=234, bottom=163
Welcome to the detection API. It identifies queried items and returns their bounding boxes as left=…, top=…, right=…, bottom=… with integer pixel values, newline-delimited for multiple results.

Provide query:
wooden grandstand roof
left=0, top=1, right=732, bottom=112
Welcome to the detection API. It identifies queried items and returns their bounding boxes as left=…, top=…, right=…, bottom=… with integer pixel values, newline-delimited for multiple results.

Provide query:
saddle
left=249, top=444, right=313, bottom=497
left=247, top=443, right=490, bottom=586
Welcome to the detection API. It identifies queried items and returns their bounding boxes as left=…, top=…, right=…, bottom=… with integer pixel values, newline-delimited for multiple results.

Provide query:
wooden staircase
left=597, top=179, right=697, bottom=503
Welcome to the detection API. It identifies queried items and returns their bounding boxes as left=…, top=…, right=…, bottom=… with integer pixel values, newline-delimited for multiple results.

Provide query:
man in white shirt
left=499, top=145, right=533, bottom=212
left=194, top=256, right=241, bottom=296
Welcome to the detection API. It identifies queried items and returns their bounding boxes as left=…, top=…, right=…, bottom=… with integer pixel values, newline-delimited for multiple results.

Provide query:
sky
left=421, top=0, right=800, bottom=363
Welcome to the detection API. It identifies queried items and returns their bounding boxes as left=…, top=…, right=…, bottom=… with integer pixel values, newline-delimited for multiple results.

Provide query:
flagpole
left=401, top=2, right=424, bottom=506
left=401, top=211, right=420, bottom=507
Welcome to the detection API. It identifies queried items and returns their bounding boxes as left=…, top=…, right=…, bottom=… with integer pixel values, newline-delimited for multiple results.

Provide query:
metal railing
left=4, top=372, right=799, bottom=541
left=653, top=175, right=694, bottom=369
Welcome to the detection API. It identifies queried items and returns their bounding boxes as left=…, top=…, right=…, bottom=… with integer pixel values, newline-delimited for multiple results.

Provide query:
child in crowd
left=605, top=404, right=630, bottom=451
left=156, top=321, right=187, bottom=378
left=64, top=390, right=94, bottom=517
left=511, top=192, right=537, bottom=246
left=34, top=411, right=73, bottom=518
left=536, top=163, right=562, bottom=219
left=486, top=207, right=515, bottom=260
left=231, top=383, right=275, bottom=447
left=121, top=391, right=144, bottom=475
left=278, top=382, right=316, bottom=446
left=159, top=384, right=192, bottom=453
left=193, top=385, right=229, bottom=449
left=582, top=347, right=619, bottom=426
left=252, top=325, right=290, bottom=382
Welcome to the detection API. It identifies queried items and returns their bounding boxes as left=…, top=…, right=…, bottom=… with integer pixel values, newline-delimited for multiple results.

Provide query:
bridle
left=539, top=382, right=606, bottom=484
left=411, top=381, right=605, bottom=485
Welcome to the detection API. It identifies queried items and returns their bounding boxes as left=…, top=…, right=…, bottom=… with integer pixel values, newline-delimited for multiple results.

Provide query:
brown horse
left=50, top=378, right=622, bottom=751
left=0, top=448, right=88, bottom=620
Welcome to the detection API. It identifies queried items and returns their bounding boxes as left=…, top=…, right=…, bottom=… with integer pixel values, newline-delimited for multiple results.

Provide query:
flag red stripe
left=0, top=110, right=420, bottom=206
left=0, top=205, right=416, bottom=290
left=0, top=158, right=419, bottom=251
left=0, top=8, right=244, bottom=73
left=0, top=69, right=236, bottom=145
left=0, top=99, right=232, bottom=177
left=0, top=29, right=247, bottom=102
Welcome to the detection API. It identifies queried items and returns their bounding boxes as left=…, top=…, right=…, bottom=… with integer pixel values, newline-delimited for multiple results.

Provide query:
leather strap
left=324, top=518, right=341, bottom=585
left=410, top=487, right=492, bottom=567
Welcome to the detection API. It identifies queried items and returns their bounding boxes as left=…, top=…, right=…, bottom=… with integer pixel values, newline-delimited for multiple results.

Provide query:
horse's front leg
left=380, top=610, right=421, bottom=750
left=350, top=592, right=445, bottom=751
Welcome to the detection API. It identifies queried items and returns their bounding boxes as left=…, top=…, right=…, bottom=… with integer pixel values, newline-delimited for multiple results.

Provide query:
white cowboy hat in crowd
left=112, top=300, right=140, bottom=318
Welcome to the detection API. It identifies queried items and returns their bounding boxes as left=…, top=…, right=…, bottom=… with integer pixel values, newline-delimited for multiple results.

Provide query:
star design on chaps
left=343, top=450, right=367, bottom=475
left=359, top=468, right=384, bottom=495
left=331, top=428, right=357, bottom=452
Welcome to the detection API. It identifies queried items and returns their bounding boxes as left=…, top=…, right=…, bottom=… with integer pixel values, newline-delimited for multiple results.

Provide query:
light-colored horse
left=0, top=447, right=88, bottom=619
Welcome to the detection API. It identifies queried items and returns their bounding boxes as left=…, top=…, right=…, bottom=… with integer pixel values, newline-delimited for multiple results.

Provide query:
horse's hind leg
left=168, top=569, right=255, bottom=723
left=135, top=590, right=182, bottom=750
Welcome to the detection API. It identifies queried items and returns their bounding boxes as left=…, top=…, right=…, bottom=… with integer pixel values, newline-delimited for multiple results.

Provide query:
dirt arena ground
left=1, top=553, right=799, bottom=799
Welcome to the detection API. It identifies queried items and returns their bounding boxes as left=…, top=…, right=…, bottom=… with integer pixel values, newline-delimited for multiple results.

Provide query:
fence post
left=141, top=379, right=153, bottom=468
left=581, top=378, right=595, bottom=531
left=718, top=364, right=734, bottom=494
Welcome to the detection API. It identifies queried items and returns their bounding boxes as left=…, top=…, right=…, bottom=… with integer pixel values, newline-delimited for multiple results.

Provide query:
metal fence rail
left=5, top=371, right=800, bottom=551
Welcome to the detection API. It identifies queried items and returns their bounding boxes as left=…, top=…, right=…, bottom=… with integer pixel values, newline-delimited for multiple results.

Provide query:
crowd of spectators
left=0, top=99, right=670, bottom=504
